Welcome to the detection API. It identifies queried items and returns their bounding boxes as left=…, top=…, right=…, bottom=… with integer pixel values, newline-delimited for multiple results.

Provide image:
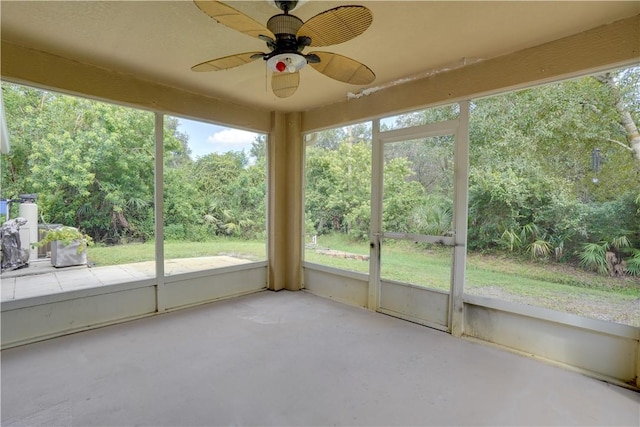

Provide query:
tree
left=595, top=70, right=640, bottom=162
left=466, top=68, right=640, bottom=268
left=2, top=83, right=168, bottom=242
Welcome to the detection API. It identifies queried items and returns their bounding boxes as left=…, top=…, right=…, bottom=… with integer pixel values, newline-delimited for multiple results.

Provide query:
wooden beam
left=0, top=41, right=271, bottom=133
left=302, top=15, right=640, bottom=132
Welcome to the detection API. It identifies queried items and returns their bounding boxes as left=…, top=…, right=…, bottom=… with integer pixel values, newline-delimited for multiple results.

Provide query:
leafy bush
left=579, top=242, right=609, bottom=275
left=583, top=196, right=637, bottom=244
left=185, top=224, right=213, bottom=242
left=409, top=197, right=452, bottom=236
left=527, top=239, right=552, bottom=260
left=579, top=237, right=633, bottom=276
left=36, top=226, right=94, bottom=254
left=163, top=224, right=186, bottom=241
left=625, top=250, right=640, bottom=276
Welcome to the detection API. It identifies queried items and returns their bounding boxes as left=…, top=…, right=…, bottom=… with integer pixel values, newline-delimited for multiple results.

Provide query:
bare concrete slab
left=1, top=290, right=638, bottom=426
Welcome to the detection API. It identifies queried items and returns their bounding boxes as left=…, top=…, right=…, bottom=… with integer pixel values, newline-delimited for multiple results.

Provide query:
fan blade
left=272, top=72, right=300, bottom=98
left=298, top=5, right=372, bottom=47
left=192, top=52, right=264, bottom=72
left=308, top=52, right=375, bottom=85
left=194, top=1, right=274, bottom=40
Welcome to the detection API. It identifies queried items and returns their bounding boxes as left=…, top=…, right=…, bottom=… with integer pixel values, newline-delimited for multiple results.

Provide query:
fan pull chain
left=264, top=63, right=269, bottom=94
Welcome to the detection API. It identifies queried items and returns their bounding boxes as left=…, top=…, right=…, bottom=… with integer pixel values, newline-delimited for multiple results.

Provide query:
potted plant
left=36, top=226, right=94, bottom=267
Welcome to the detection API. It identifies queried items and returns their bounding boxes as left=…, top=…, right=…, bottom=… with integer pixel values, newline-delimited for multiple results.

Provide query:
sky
left=177, top=118, right=261, bottom=159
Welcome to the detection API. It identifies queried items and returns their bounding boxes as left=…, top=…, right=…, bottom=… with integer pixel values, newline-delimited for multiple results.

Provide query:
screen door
left=369, top=105, right=468, bottom=332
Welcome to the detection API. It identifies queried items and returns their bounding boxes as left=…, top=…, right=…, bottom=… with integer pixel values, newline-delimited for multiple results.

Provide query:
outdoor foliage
left=1, top=84, right=267, bottom=243
left=304, top=67, right=640, bottom=276
left=2, top=66, right=639, bottom=277
left=465, top=69, right=640, bottom=274
left=36, top=226, right=94, bottom=254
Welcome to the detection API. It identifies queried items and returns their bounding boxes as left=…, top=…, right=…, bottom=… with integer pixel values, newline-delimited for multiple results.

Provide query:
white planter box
left=51, top=240, right=87, bottom=268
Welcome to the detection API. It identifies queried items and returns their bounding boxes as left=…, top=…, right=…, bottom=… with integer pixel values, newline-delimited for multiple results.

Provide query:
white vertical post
left=154, top=112, right=166, bottom=312
left=449, top=101, right=470, bottom=336
left=18, top=201, right=38, bottom=262
left=368, top=119, right=383, bottom=311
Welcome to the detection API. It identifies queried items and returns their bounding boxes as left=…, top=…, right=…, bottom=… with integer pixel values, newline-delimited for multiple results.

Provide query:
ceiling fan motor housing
left=267, top=13, right=303, bottom=42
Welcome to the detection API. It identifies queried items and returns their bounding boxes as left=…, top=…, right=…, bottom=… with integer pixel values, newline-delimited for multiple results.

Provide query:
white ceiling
left=2, top=1, right=639, bottom=112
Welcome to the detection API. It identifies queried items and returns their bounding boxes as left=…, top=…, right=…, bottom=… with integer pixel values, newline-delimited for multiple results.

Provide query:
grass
left=88, top=238, right=266, bottom=266
left=88, top=234, right=639, bottom=326
left=305, top=234, right=639, bottom=290
left=305, top=234, right=639, bottom=326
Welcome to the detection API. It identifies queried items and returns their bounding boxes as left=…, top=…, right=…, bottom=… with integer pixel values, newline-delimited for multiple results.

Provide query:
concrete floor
left=1, top=291, right=638, bottom=426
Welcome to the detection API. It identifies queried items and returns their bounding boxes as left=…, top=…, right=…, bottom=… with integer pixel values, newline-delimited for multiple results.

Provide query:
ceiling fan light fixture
left=267, top=53, right=306, bottom=73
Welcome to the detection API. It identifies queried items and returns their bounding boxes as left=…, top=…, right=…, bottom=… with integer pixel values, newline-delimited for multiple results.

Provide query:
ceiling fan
left=191, top=0, right=376, bottom=98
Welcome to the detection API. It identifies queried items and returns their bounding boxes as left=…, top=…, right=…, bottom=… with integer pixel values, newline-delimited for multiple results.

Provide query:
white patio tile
left=14, top=276, right=62, bottom=299
left=120, top=262, right=156, bottom=279
left=58, top=270, right=103, bottom=291
left=1, top=277, right=16, bottom=301
left=3, top=256, right=253, bottom=301
left=93, top=266, right=139, bottom=285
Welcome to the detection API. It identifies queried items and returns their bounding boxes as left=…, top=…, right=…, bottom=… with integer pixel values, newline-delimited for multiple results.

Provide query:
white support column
left=449, top=101, right=470, bottom=336
left=368, top=119, right=383, bottom=311
left=154, top=112, right=166, bottom=312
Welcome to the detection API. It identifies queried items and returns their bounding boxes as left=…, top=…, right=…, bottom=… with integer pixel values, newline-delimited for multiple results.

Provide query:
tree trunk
left=596, top=73, right=640, bottom=163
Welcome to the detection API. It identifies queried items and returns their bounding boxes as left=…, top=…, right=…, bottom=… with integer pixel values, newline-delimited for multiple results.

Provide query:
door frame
left=368, top=101, right=470, bottom=335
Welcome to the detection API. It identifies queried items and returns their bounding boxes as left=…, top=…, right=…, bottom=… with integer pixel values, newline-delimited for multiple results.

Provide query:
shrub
left=36, top=226, right=94, bottom=254
left=579, top=242, right=609, bottom=275
left=625, top=250, right=640, bottom=276
left=163, top=224, right=186, bottom=241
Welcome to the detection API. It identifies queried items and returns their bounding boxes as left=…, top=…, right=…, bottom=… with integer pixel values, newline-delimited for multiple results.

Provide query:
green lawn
left=306, top=234, right=639, bottom=326
left=88, top=234, right=639, bottom=326
left=88, top=239, right=266, bottom=266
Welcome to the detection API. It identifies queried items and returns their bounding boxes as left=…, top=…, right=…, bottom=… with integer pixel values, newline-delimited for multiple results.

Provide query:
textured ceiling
left=2, top=1, right=639, bottom=112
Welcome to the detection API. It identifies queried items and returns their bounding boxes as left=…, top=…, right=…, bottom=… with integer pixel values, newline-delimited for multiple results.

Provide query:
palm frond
left=528, top=239, right=551, bottom=260
left=624, top=249, right=640, bottom=276
left=579, top=242, right=609, bottom=275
